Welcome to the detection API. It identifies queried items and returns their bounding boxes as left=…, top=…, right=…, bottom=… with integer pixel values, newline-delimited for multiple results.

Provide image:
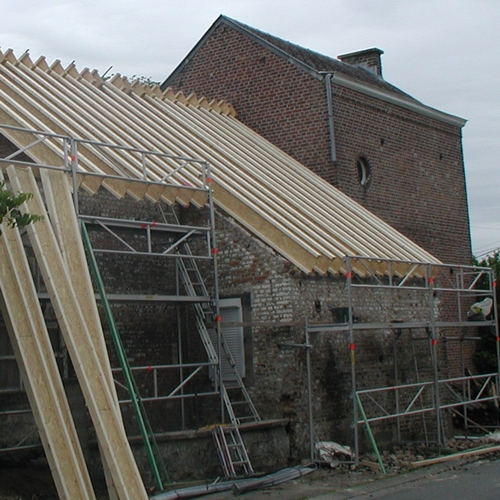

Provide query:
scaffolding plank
left=0, top=189, right=96, bottom=499
left=7, top=165, right=148, bottom=500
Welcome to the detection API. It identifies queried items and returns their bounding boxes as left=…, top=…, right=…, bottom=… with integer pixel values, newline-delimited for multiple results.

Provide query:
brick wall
left=168, top=26, right=332, bottom=187
left=166, top=23, right=472, bottom=266
left=198, top=207, right=440, bottom=455
left=0, top=141, right=482, bottom=470
left=332, top=84, right=470, bottom=265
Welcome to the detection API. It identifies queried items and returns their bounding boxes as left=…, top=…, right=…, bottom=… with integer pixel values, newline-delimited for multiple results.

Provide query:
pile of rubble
left=352, top=432, right=500, bottom=474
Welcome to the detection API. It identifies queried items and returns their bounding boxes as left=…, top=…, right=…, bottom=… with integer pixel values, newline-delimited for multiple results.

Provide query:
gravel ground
left=1, top=438, right=499, bottom=500
left=0, top=461, right=384, bottom=500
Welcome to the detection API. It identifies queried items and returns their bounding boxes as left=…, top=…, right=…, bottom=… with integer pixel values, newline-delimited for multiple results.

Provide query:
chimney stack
left=337, top=48, right=384, bottom=78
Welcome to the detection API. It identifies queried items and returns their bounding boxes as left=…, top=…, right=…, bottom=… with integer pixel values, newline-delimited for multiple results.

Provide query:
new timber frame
left=306, top=256, right=500, bottom=463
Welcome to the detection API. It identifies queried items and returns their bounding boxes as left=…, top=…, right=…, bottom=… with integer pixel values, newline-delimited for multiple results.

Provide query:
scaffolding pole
left=307, top=256, right=499, bottom=460
left=81, top=220, right=169, bottom=490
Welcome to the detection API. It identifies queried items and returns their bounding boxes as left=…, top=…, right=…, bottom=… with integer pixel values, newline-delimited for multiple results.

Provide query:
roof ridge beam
left=18, top=51, right=33, bottom=68
left=208, top=99, right=222, bottom=113
left=90, top=69, right=104, bottom=85
left=162, top=87, right=176, bottom=102
left=62, top=61, right=78, bottom=78
left=149, top=84, right=163, bottom=97
left=186, top=91, right=200, bottom=107
left=0, top=48, right=18, bottom=65
left=174, top=90, right=188, bottom=104
left=131, top=80, right=149, bottom=97
left=78, top=68, right=94, bottom=82
left=109, top=73, right=130, bottom=91
left=159, top=85, right=236, bottom=116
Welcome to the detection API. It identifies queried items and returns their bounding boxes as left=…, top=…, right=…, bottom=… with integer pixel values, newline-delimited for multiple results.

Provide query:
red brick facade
left=164, top=17, right=472, bottom=266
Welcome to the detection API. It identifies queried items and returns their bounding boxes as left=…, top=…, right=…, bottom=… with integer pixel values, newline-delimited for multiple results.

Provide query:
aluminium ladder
left=162, top=205, right=259, bottom=476
left=212, top=424, right=254, bottom=477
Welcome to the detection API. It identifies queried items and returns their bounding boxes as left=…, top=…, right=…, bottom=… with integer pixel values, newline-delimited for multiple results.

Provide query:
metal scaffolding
left=3, top=124, right=499, bottom=477
left=306, top=256, right=500, bottom=461
left=0, top=125, right=259, bottom=482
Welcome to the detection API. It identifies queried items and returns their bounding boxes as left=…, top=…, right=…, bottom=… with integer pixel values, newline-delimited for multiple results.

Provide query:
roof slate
left=213, top=16, right=419, bottom=103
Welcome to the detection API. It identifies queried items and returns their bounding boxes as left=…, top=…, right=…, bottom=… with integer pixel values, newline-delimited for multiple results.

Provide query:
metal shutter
left=210, top=298, right=245, bottom=381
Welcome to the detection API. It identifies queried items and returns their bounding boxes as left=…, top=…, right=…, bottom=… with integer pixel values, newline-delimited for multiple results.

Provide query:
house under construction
left=0, top=47, right=498, bottom=499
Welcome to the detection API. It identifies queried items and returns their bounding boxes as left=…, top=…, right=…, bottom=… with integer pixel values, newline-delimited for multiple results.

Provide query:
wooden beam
left=7, top=165, right=148, bottom=500
left=0, top=174, right=96, bottom=500
left=41, top=169, right=117, bottom=396
left=410, top=444, right=500, bottom=468
left=212, top=181, right=326, bottom=274
left=41, top=168, right=120, bottom=500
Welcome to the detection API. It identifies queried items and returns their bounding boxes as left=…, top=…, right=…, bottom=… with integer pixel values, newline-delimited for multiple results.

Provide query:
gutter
left=321, top=72, right=467, bottom=128
left=223, top=18, right=466, bottom=128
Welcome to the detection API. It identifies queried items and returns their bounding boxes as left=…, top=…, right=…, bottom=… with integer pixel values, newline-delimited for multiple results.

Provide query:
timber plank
left=7, top=165, right=148, bottom=500
left=41, top=169, right=120, bottom=500
left=410, top=445, right=500, bottom=467
left=41, top=169, right=118, bottom=399
left=0, top=175, right=96, bottom=500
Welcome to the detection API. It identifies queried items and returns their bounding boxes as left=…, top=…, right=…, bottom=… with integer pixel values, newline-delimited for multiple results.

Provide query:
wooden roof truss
left=0, top=48, right=442, bottom=279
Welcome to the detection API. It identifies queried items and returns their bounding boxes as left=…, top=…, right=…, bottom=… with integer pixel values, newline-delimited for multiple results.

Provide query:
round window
left=357, top=156, right=371, bottom=186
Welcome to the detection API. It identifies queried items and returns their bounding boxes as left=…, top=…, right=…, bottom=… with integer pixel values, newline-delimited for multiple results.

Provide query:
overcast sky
left=1, top=0, right=499, bottom=257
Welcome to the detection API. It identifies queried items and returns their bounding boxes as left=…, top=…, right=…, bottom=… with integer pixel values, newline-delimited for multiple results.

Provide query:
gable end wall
left=167, top=25, right=333, bottom=183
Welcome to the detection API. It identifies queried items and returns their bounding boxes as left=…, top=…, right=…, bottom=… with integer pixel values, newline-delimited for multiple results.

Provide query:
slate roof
left=164, top=16, right=465, bottom=127
left=222, top=16, right=418, bottom=102
left=0, top=49, right=441, bottom=276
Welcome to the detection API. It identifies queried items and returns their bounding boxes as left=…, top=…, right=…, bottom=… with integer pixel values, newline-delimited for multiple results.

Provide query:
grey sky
left=1, top=0, right=499, bottom=257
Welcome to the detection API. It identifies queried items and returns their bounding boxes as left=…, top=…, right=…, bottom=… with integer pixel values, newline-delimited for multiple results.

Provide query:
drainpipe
left=323, top=73, right=338, bottom=185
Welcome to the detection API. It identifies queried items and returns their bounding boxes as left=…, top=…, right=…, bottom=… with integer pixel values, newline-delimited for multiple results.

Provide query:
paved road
left=314, top=457, right=500, bottom=500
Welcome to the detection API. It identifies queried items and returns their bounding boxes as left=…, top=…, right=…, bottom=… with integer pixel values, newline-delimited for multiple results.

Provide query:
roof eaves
left=328, top=72, right=467, bottom=128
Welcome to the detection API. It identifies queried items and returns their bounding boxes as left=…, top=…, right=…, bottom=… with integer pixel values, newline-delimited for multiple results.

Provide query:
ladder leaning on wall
left=163, top=204, right=259, bottom=476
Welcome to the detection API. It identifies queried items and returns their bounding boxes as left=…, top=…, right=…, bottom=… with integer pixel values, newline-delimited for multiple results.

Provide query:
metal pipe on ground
left=151, top=466, right=316, bottom=499
left=231, top=466, right=316, bottom=495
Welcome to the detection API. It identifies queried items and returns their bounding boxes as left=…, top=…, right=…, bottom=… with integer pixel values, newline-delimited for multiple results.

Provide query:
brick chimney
left=337, top=48, right=384, bottom=78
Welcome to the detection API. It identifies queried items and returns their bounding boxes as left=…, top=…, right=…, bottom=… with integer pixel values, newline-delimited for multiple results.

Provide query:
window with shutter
left=209, top=298, right=245, bottom=381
